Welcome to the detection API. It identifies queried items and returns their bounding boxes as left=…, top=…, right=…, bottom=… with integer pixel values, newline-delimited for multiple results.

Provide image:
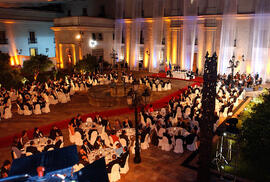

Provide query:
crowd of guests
left=68, top=114, right=131, bottom=177
left=0, top=71, right=133, bottom=120
left=10, top=125, right=63, bottom=159
left=218, top=72, right=262, bottom=88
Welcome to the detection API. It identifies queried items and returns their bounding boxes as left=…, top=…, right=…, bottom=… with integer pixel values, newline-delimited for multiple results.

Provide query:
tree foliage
left=74, top=54, right=98, bottom=73
left=22, top=54, right=53, bottom=80
left=0, top=51, right=22, bottom=89
left=239, top=89, right=270, bottom=181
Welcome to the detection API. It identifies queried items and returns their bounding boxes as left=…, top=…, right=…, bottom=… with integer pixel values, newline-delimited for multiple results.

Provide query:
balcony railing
left=28, top=38, right=37, bottom=44
left=0, top=39, right=8, bottom=44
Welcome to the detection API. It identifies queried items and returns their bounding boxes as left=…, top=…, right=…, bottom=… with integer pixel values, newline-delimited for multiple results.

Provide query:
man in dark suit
left=81, top=140, right=93, bottom=154
left=49, top=125, right=63, bottom=140
left=122, top=118, right=133, bottom=128
left=26, top=141, right=39, bottom=155
left=43, top=139, right=55, bottom=152
left=106, top=154, right=120, bottom=174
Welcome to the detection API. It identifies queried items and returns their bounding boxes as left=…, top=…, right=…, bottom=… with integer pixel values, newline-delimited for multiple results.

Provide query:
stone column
left=171, top=28, right=178, bottom=65
left=124, top=21, right=131, bottom=66
left=197, top=23, right=205, bottom=74
left=143, top=21, right=152, bottom=70
left=164, top=20, right=171, bottom=64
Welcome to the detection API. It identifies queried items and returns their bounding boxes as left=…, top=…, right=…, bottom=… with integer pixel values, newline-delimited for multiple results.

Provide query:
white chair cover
left=23, top=105, right=32, bottom=116
left=160, top=137, right=172, bottom=151
left=141, top=134, right=149, bottom=150
left=42, top=103, right=50, bottom=113
left=120, top=155, right=129, bottom=174
left=152, top=84, right=157, bottom=91
left=119, top=138, right=127, bottom=147
left=187, top=136, right=198, bottom=151
left=90, top=131, right=98, bottom=145
left=69, top=128, right=75, bottom=143
left=157, top=84, right=162, bottom=92
left=3, top=105, right=12, bottom=119
left=33, top=104, right=42, bottom=115
left=16, top=104, right=23, bottom=115
left=74, top=131, right=83, bottom=146
left=174, top=139, right=184, bottom=154
left=109, top=164, right=120, bottom=182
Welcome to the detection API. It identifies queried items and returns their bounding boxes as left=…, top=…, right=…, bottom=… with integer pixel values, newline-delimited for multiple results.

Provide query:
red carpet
left=0, top=80, right=202, bottom=148
left=150, top=73, right=203, bottom=83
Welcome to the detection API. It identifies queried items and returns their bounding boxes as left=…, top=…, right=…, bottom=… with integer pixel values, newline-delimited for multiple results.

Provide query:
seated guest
left=81, top=140, right=93, bottom=154
left=12, top=136, right=23, bottom=150
left=109, top=131, right=119, bottom=144
left=93, top=114, right=102, bottom=124
left=119, top=130, right=129, bottom=147
left=101, top=117, right=108, bottom=127
left=20, top=130, right=29, bottom=146
left=122, top=118, right=133, bottom=128
left=0, top=160, right=11, bottom=178
left=78, top=149, right=89, bottom=166
left=33, top=128, right=44, bottom=139
left=114, top=142, right=124, bottom=157
left=49, top=125, right=63, bottom=140
left=43, top=139, right=55, bottom=152
left=106, top=154, right=120, bottom=174
left=54, top=136, right=63, bottom=149
left=148, top=104, right=154, bottom=113
left=75, top=114, right=83, bottom=128
left=26, top=141, right=39, bottom=155
left=93, top=136, right=105, bottom=149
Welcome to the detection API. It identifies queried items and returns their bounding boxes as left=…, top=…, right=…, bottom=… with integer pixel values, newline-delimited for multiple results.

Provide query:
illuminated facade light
left=75, top=34, right=81, bottom=40
left=89, top=39, right=97, bottom=48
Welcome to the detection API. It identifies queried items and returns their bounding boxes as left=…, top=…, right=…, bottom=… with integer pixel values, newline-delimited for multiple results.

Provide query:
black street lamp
left=127, top=80, right=150, bottom=164
left=110, top=49, right=118, bottom=68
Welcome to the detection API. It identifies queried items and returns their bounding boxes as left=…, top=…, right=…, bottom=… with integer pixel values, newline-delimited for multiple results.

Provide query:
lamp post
left=228, top=54, right=244, bottom=86
left=127, top=80, right=150, bottom=163
left=110, top=49, right=118, bottom=68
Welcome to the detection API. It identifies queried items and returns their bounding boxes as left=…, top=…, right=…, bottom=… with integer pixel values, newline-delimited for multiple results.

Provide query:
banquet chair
left=141, top=134, right=149, bottom=150
left=174, top=139, right=184, bottom=154
left=74, top=131, right=83, bottom=146
left=157, top=84, right=162, bottom=92
left=90, top=131, right=98, bottom=145
left=120, top=155, right=129, bottom=174
left=11, top=146, right=22, bottom=159
left=23, top=105, right=32, bottom=116
left=152, top=84, right=157, bottom=91
left=3, top=105, right=12, bottom=119
left=49, top=95, right=58, bottom=105
left=73, top=163, right=84, bottom=173
left=75, top=83, right=80, bottom=91
left=47, top=148, right=54, bottom=151
left=119, top=138, right=127, bottom=148
left=160, top=137, right=172, bottom=151
left=167, top=83, right=172, bottom=90
left=42, top=103, right=50, bottom=113
left=163, top=83, right=168, bottom=91
left=33, top=104, right=42, bottom=115
left=66, top=93, right=71, bottom=102
left=16, top=104, right=24, bottom=115
left=108, top=164, right=121, bottom=182
left=68, top=128, right=75, bottom=143
left=187, top=136, right=198, bottom=151
left=26, top=152, right=32, bottom=156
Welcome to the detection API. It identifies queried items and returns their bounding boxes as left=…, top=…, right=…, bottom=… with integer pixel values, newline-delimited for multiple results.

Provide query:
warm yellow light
left=125, top=29, right=130, bottom=65
left=59, top=44, right=64, bottom=69
left=172, top=31, right=177, bottom=65
left=144, top=51, right=149, bottom=68
left=72, top=44, right=77, bottom=65
left=5, top=24, right=20, bottom=65
left=10, top=57, right=14, bottom=66
left=76, top=34, right=81, bottom=40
